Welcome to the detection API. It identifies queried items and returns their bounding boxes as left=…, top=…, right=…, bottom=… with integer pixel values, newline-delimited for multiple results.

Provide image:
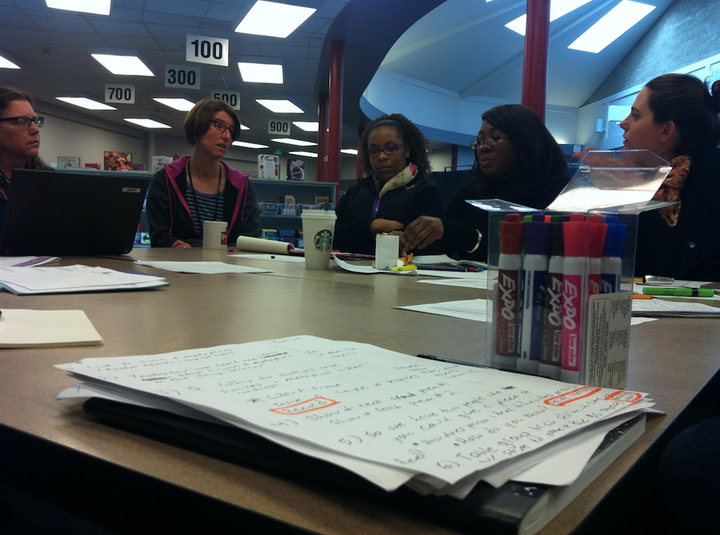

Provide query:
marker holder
left=477, top=150, right=672, bottom=389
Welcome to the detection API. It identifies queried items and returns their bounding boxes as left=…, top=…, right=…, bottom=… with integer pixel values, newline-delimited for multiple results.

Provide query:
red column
left=317, top=91, right=329, bottom=182
left=355, top=126, right=364, bottom=179
left=521, top=0, right=550, bottom=121
left=328, top=39, right=344, bottom=203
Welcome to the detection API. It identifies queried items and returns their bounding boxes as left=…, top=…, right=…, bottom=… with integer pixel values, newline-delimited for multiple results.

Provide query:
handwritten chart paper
left=56, top=336, right=652, bottom=493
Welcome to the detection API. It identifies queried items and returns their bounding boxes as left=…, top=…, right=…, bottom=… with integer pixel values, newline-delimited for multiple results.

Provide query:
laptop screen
left=1, top=169, right=149, bottom=256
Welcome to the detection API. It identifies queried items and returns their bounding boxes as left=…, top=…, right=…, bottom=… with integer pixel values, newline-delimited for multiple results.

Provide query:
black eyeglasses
left=0, top=116, right=44, bottom=129
left=368, top=143, right=406, bottom=158
left=470, top=132, right=506, bottom=150
left=210, top=119, right=234, bottom=136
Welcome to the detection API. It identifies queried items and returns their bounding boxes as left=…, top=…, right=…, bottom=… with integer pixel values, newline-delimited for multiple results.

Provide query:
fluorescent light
left=91, top=54, right=154, bottom=76
left=124, top=118, right=171, bottom=129
left=235, top=1, right=316, bottom=38
left=56, top=97, right=116, bottom=111
left=271, top=138, right=316, bottom=147
left=232, top=141, right=268, bottom=149
left=238, top=62, right=283, bottom=84
left=506, top=0, right=592, bottom=35
left=289, top=151, right=317, bottom=158
left=293, top=121, right=318, bottom=132
left=153, top=97, right=195, bottom=111
left=0, top=55, right=20, bottom=69
left=256, top=99, right=303, bottom=113
left=568, top=1, right=655, bottom=53
left=240, top=123, right=250, bottom=131
left=46, top=0, right=111, bottom=15
left=341, top=149, right=358, bottom=155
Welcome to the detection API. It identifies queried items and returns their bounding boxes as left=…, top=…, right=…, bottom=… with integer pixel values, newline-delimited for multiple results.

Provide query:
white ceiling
left=0, top=0, right=674, bottom=150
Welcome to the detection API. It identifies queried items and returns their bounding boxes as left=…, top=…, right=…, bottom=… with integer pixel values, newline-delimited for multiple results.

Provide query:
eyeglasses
left=0, top=116, right=44, bottom=129
left=210, top=119, right=234, bottom=136
left=470, top=132, right=506, bottom=150
left=367, top=143, right=406, bottom=158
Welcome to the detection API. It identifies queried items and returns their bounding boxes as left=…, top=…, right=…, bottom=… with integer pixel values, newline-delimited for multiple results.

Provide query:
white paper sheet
left=396, top=299, right=487, bottom=322
left=135, top=261, right=270, bottom=274
left=229, top=254, right=305, bottom=263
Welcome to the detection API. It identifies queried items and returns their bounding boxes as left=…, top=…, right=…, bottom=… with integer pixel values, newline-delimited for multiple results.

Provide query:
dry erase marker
left=643, top=287, right=715, bottom=297
left=539, top=218, right=564, bottom=380
left=391, top=265, right=417, bottom=272
left=494, top=213, right=524, bottom=371
left=561, top=214, right=587, bottom=384
left=601, top=216, right=626, bottom=294
left=518, top=215, right=550, bottom=375
left=587, top=215, right=608, bottom=297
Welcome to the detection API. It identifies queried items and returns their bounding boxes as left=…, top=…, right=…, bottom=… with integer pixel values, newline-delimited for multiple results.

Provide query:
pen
left=632, top=294, right=653, bottom=300
left=391, top=265, right=417, bottom=272
left=415, top=354, right=483, bottom=367
left=416, top=265, right=467, bottom=272
left=642, top=287, right=715, bottom=297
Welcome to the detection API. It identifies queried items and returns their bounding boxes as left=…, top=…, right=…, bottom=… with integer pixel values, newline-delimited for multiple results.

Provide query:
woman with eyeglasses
left=147, top=99, right=259, bottom=248
left=333, top=113, right=444, bottom=255
left=0, top=86, right=47, bottom=234
left=402, top=104, right=569, bottom=261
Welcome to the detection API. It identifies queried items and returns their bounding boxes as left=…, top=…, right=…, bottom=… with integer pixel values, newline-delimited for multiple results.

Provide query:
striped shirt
left=185, top=182, right=225, bottom=232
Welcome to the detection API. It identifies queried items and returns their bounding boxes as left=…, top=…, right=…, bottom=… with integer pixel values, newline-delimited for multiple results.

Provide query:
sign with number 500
left=186, top=34, right=228, bottom=67
left=211, top=90, right=241, bottom=110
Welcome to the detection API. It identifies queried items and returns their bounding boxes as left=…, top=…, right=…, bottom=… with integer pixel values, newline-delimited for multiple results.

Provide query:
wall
left=35, top=100, right=148, bottom=170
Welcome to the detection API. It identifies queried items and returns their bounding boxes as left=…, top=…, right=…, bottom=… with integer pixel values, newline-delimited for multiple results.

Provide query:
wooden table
left=1, top=248, right=718, bottom=534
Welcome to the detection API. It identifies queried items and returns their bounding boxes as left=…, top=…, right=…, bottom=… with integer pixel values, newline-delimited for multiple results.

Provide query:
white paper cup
left=301, top=210, right=336, bottom=269
left=375, top=234, right=399, bottom=270
left=203, top=221, right=227, bottom=249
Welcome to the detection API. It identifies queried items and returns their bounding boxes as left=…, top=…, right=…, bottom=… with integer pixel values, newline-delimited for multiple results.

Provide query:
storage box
left=475, top=150, right=672, bottom=388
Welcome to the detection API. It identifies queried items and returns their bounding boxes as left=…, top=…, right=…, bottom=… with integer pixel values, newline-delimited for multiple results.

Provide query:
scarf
left=371, top=164, right=418, bottom=219
left=652, top=155, right=692, bottom=227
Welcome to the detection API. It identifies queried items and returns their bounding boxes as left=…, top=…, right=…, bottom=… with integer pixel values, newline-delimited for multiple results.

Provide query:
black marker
left=415, top=354, right=485, bottom=368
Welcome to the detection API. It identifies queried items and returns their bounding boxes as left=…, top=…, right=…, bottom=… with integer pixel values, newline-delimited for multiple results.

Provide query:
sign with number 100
left=186, top=34, right=228, bottom=67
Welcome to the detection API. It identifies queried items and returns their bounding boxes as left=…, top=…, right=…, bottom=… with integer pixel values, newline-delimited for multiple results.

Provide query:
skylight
left=568, top=1, right=655, bottom=53
left=238, top=62, right=284, bottom=84
left=124, top=118, right=171, bottom=129
left=46, top=0, right=111, bottom=16
left=235, top=1, right=316, bottom=38
left=506, top=0, right=592, bottom=35
left=56, top=97, right=116, bottom=111
left=256, top=100, right=304, bottom=113
left=92, top=54, right=154, bottom=76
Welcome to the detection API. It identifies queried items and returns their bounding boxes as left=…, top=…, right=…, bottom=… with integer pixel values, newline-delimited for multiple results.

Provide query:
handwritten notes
left=56, top=336, right=652, bottom=494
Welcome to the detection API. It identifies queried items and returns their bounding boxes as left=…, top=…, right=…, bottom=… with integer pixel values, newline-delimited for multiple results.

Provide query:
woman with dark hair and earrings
left=402, top=104, right=569, bottom=261
left=0, top=86, right=47, bottom=235
left=333, top=113, right=445, bottom=255
left=619, top=73, right=720, bottom=280
left=147, top=99, right=259, bottom=248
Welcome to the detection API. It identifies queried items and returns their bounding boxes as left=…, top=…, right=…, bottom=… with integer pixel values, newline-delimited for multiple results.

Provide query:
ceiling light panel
left=124, top=118, right=171, bottom=129
left=256, top=99, right=304, bottom=113
left=46, top=0, right=111, bottom=16
left=153, top=97, right=195, bottom=111
left=91, top=54, right=154, bottom=76
left=0, top=55, right=20, bottom=69
left=289, top=151, right=317, bottom=158
left=293, top=121, right=319, bottom=132
left=232, top=141, right=268, bottom=149
left=238, top=62, right=284, bottom=84
left=56, top=97, right=116, bottom=110
left=271, top=138, right=316, bottom=146
left=235, top=1, right=316, bottom=38
left=568, top=1, right=655, bottom=53
left=506, top=0, right=593, bottom=35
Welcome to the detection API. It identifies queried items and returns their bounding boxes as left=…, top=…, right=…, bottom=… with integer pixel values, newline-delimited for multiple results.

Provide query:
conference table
left=1, top=247, right=719, bottom=534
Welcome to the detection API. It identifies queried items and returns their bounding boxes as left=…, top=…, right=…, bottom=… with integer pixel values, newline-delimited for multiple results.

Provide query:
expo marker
left=561, top=214, right=587, bottom=384
left=494, top=213, right=524, bottom=371
left=601, top=216, right=626, bottom=293
left=518, top=214, right=550, bottom=375
left=587, top=215, right=608, bottom=297
left=538, top=217, right=564, bottom=380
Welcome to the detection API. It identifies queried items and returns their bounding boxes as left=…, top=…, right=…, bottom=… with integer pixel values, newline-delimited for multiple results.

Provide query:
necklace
left=186, top=159, right=223, bottom=223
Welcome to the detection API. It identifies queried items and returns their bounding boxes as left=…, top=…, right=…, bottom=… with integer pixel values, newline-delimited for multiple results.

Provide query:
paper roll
left=236, top=236, right=295, bottom=255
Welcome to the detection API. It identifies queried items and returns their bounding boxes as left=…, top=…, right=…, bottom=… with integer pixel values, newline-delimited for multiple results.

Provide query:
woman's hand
left=370, top=218, right=404, bottom=234
left=172, top=239, right=192, bottom=248
left=401, top=216, right=444, bottom=252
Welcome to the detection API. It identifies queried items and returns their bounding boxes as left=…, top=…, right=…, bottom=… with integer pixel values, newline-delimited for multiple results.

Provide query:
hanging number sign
left=186, top=34, right=229, bottom=67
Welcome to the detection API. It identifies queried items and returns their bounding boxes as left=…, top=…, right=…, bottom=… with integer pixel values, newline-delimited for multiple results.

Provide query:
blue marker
left=601, top=216, right=626, bottom=294
left=518, top=214, right=551, bottom=375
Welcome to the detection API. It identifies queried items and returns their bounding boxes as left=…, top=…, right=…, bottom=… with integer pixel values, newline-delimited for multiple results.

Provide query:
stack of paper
left=0, top=309, right=103, bottom=347
left=56, top=336, right=654, bottom=498
left=0, top=264, right=168, bottom=294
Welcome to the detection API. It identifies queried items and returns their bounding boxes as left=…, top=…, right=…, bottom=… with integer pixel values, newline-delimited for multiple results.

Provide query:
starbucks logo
left=314, top=229, right=333, bottom=252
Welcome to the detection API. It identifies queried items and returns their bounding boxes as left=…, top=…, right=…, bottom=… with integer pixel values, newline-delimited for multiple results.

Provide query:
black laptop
left=1, top=169, right=149, bottom=256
